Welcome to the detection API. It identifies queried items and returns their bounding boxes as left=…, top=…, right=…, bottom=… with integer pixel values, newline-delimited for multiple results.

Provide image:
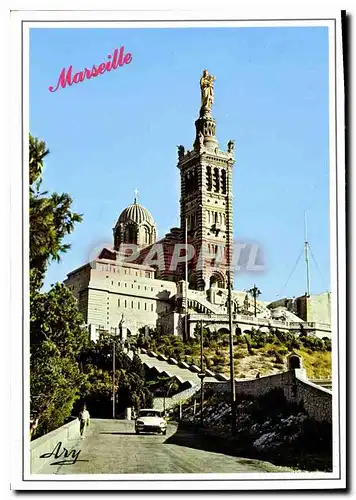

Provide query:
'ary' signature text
left=39, top=441, right=81, bottom=465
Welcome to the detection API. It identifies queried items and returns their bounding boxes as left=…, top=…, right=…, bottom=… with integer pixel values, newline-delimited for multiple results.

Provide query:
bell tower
left=177, top=70, right=235, bottom=291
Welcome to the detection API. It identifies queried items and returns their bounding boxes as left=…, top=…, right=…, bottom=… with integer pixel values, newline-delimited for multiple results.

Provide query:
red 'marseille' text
left=49, top=46, right=132, bottom=92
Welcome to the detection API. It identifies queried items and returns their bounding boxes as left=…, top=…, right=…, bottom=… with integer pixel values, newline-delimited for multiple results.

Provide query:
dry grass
left=190, top=343, right=331, bottom=380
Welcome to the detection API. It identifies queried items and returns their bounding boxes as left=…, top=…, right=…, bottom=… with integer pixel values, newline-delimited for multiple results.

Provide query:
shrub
left=274, top=352, right=284, bottom=364
left=212, top=355, right=225, bottom=366
left=235, top=336, right=246, bottom=346
left=234, top=352, right=245, bottom=360
left=323, top=338, right=332, bottom=351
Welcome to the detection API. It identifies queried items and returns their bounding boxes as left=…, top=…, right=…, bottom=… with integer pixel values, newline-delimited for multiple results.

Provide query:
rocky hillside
left=173, top=389, right=332, bottom=472
left=136, top=327, right=331, bottom=380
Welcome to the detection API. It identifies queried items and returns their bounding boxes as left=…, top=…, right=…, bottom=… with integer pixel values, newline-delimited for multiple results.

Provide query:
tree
left=29, top=135, right=86, bottom=438
left=78, top=334, right=153, bottom=417
left=29, top=134, right=82, bottom=292
left=246, top=285, right=261, bottom=317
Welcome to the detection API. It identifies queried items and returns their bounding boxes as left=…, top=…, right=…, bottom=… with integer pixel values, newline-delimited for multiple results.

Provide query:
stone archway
left=287, top=354, right=302, bottom=370
left=217, top=327, right=230, bottom=336
left=209, top=271, right=225, bottom=289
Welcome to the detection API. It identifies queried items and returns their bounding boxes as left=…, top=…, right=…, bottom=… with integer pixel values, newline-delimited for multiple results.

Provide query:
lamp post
left=226, top=169, right=237, bottom=437
left=163, top=379, right=176, bottom=416
left=112, top=326, right=117, bottom=419
left=198, top=320, right=207, bottom=427
left=112, top=316, right=124, bottom=419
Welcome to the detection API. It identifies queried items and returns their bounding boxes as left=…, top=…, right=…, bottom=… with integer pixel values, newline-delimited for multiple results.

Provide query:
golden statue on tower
left=200, top=69, right=215, bottom=111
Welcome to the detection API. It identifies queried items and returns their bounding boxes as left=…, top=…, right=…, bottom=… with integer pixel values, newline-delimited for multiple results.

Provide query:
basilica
left=64, top=71, right=331, bottom=341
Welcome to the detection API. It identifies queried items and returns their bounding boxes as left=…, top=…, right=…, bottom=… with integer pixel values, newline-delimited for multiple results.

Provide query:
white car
left=135, top=409, right=167, bottom=435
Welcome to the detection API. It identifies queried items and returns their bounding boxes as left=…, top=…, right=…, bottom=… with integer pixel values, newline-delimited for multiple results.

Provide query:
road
left=37, top=419, right=293, bottom=474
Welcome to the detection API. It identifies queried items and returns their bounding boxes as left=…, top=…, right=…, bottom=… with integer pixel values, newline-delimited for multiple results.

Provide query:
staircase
left=137, top=351, right=219, bottom=385
left=186, top=289, right=226, bottom=315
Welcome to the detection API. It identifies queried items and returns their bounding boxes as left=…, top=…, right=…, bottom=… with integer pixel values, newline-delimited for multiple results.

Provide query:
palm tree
left=247, top=285, right=261, bottom=317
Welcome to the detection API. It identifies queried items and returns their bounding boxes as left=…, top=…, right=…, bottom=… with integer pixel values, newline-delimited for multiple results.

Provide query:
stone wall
left=295, top=377, right=332, bottom=423
left=157, top=311, right=181, bottom=336
left=153, top=385, right=199, bottom=411
left=307, top=292, right=332, bottom=325
left=204, top=369, right=332, bottom=423
left=30, top=418, right=79, bottom=473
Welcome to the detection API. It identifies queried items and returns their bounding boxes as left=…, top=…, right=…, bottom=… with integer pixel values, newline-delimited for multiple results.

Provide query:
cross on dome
left=134, top=188, right=139, bottom=203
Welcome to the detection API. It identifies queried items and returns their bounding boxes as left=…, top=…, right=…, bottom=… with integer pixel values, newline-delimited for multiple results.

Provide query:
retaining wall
left=154, top=385, right=199, bottom=411
left=204, top=370, right=332, bottom=423
left=30, top=417, right=79, bottom=473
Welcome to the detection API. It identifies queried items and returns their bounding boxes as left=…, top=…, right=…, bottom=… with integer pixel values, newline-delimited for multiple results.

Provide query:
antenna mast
left=304, top=211, right=311, bottom=296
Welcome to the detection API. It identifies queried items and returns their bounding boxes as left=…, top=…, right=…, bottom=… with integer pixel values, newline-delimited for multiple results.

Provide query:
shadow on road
left=99, top=432, right=137, bottom=436
left=163, top=423, right=244, bottom=459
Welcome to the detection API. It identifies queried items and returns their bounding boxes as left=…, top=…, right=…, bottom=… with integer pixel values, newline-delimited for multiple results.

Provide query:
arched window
left=214, top=168, right=220, bottom=192
left=221, top=169, right=227, bottom=194
left=206, top=166, right=212, bottom=191
left=124, top=224, right=137, bottom=244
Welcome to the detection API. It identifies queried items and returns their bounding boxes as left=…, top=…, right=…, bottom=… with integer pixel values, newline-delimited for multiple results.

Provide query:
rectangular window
left=118, top=282, right=120, bottom=286
left=131, top=301, right=134, bottom=308
left=144, top=303, right=147, bottom=311
left=151, top=304, right=153, bottom=312
left=125, top=283, right=127, bottom=288
left=138, top=302, right=140, bottom=310
left=124, top=299, right=127, bottom=308
left=111, top=281, right=114, bottom=285
left=118, top=298, right=120, bottom=307
left=131, top=284, right=134, bottom=288
left=138, top=285, right=140, bottom=290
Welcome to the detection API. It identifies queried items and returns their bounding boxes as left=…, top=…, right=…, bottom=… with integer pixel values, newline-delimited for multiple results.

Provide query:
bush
left=274, top=352, right=284, bottom=364
left=234, top=351, right=245, bottom=360
left=266, top=347, right=278, bottom=357
left=300, top=335, right=324, bottom=351
left=212, top=355, right=225, bottom=366
left=323, top=338, right=332, bottom=351
left=235, top=336, right=246, bottom=346
left=250, top=330, right=268, bottom=348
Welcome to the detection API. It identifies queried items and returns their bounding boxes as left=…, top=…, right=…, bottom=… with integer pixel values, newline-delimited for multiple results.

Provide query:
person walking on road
left=78, top=405, right=90, bottom=439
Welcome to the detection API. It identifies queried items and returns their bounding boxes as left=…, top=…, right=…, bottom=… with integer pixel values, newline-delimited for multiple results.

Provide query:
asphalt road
left=37, top=419, right=293, bottom=474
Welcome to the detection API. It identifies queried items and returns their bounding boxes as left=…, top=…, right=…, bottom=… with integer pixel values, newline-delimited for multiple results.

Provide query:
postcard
left=9, top=5, right=346, bottom=491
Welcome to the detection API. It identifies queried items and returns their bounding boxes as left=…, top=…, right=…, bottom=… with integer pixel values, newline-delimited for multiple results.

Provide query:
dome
left=118, top=199, right=154, bottom=226
left=113, top=194, right=157, bottom=250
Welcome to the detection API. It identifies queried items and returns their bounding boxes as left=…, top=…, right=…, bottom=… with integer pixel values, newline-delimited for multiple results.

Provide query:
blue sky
left=30, top=26, right=330, bottom=302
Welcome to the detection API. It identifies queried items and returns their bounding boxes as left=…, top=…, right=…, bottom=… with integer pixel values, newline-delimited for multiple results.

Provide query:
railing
left=187, top=313, right=331, bottom=332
